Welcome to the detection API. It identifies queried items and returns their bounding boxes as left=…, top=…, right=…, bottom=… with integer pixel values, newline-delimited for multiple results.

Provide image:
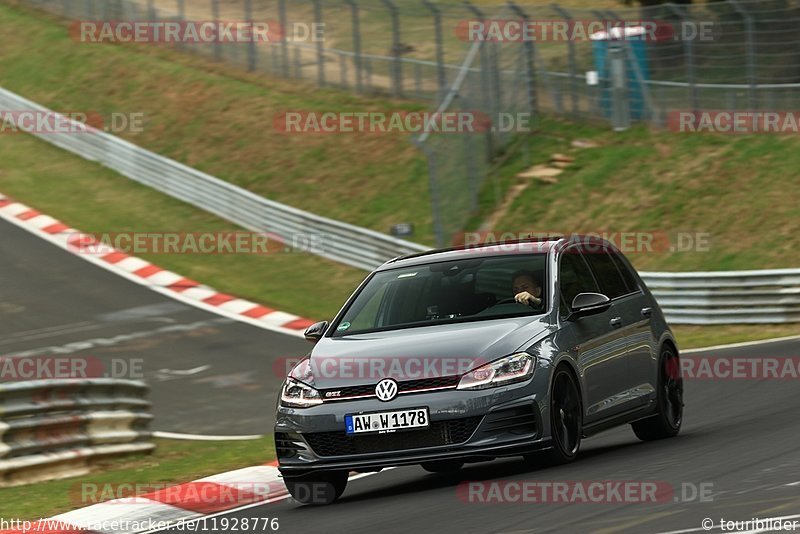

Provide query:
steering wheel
left=494, top=297, right=519, bottom=305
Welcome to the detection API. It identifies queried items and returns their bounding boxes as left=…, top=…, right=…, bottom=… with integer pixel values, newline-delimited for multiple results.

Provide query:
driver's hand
left=514, top=291, right=542, bottom=307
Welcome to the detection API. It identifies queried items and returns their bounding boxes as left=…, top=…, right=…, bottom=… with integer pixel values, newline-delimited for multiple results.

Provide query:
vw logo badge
left=375, top=378, right=399, bottom=402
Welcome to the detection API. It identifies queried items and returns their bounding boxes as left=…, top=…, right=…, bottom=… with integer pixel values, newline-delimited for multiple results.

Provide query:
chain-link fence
left=12, top=0, right=800, bottom=246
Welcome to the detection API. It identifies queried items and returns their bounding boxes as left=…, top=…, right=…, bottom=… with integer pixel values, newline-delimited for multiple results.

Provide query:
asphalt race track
left=0, top=217, right=308, bottom=435
left=162, top=340, right=800, bottom=532
left=3, top=216, right=799, bottom=533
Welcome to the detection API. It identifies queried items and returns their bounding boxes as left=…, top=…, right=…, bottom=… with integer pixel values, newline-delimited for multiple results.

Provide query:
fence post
left=244, top=0, right=256, bottom=71
left=422, top=0, right=446, bottom=98
left=551, top=3, right=579, bottom=117
left=508, top=1, right=538, bottom=116
left=278, top=0, right=289, bottom=77
left=464, top=1, right=495, bottom=162
left=666, top=3, right=699, bottom=114
left=413, top=140, right=446, bottom=248
left=381, top=0, right=403, bottom=97
left=729, top=0, right=756, bottom=110
left=604, top=9, right=657, bottom=125
left=345, top=0, right=363, bottom=93
left=210, top=0, right=221, bottom=61
left=175, top=0, right=185, bottom=51
left=312, top=0, right=325, bottom=86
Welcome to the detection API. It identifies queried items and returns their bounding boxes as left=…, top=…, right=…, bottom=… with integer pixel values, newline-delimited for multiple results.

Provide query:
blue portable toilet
left=590, top=26, right=651, bottom=121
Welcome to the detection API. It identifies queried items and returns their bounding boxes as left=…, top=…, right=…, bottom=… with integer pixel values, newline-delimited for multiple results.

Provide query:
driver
left=512, top=270, right=543, bottom=307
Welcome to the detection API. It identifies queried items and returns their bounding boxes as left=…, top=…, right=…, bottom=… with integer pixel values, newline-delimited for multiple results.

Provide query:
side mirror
left=304, top=321, right=329, bottom=343
left=567, top=293, right=611, bottom=320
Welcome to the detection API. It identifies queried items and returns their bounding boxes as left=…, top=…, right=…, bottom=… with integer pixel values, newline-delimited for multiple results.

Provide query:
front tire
left=284, top=470, right=349, bottom=505
left=546, top=366, right=583, bottom=464
left=632, top=346, right=683, bottom=441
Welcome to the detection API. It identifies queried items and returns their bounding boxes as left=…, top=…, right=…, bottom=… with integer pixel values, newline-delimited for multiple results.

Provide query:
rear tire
left=546, top=366, right=582, bottom=464
left=284, top=470, right=349, bottom=505
left=421, top=460, right=464, bottom=473
left=632, top=346, right=683, bottom=441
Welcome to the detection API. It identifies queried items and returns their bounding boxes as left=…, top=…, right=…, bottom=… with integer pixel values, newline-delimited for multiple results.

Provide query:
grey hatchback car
left=275, top=236, right=683, bottom=505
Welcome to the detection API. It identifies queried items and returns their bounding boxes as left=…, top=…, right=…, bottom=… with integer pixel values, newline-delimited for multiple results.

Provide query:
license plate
left=345, top=407, right=429, bottom=435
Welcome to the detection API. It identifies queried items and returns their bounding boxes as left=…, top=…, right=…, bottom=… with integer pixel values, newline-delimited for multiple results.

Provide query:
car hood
left=308, top=316, right=551, bottom=389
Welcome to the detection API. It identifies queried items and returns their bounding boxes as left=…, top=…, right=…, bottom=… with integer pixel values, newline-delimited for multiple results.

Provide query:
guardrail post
left=422, top=0, right=446, bottom=99
left=508, top=1, right=538, bottom=116
left=312, top=0, right=325, bottom=86
left=666, top=3, right=699, bottom=114
left=345, top=0, right=363, bottom=93
left=243, top=0, right=256, bottom=71
left=729, top=0, right=757, bottom=110
left=381, top=0, right=403, bottom=98
left=551, top=3, right=579, bottom=117
left=278, top=0, right=289, bottom=77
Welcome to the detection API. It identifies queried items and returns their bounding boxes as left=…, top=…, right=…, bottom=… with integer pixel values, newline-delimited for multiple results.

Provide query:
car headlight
left=457, top=352, right=536, bottom=390
left=280, top=359, right=322, bottom=408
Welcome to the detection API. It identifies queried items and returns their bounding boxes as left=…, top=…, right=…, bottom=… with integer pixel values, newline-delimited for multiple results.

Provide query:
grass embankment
left=2, top=437, right=275, bottom=520
left=1, top=3, right=797, bottom=340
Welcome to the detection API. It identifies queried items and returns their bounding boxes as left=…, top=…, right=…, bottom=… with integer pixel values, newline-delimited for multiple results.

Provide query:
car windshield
left=333, top=254, right=548, bottom=336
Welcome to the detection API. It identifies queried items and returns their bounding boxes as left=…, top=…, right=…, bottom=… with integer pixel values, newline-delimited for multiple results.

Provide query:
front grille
left=303, top=416, right=482, bottom=457
left=320, top=375, right=460, bottom=401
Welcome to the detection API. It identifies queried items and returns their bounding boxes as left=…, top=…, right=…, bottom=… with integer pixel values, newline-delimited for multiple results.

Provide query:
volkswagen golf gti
left=274, top=236, right=683, bottom=505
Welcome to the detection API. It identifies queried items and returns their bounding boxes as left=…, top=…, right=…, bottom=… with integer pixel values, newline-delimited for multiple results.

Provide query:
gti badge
left=375, top=378, right=399, bottom=402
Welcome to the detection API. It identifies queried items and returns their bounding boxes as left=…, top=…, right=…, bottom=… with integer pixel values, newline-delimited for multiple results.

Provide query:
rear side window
left=559, top=248, right=599, bottom=314
left=583, top=248, right=629, bottom=299
left=609, top=249, right=640, bottom=294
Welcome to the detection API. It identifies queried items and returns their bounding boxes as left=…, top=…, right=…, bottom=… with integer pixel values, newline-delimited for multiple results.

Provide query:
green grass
left=1, top=3, right=798, bottom=334
left=1, top=437, right=275, bottom=520
left=472, top=118, right=800, bottom=272
left=0, top=1, right=437, bottom=243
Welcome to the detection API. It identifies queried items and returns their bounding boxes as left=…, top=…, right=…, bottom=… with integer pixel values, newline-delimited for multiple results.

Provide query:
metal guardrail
left=641, top=268, right=800, bottom=325
left=0, top=378, right=154, bottom=487
left=0, top=86, right=797, bottom=324
left=0, top=87, right=428, bottom=271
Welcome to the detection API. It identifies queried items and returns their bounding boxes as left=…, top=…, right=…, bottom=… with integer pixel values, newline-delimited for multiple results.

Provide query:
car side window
left=559, top=247, right=599, bottom=317
left=583, top=247, right=629, bottom=299
left=609, top=249, right=640, bottom=294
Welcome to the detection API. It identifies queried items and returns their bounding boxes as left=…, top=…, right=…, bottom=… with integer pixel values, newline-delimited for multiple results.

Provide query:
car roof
left=378, top=234, right=616, bottom=271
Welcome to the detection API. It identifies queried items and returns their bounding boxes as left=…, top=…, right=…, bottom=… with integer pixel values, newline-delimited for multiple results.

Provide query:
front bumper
left=275, top=380, right=551, bottom=476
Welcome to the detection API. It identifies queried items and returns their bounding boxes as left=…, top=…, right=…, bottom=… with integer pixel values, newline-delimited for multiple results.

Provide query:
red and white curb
left=0, top=461, right=288, bottom=534
left=0, top=193, right=313, bottom=338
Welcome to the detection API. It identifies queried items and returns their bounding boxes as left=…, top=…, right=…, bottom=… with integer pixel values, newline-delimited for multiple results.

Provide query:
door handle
left=610, top=317, right=622, bottom=328
left=641, top=307, right=653, bottom=318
